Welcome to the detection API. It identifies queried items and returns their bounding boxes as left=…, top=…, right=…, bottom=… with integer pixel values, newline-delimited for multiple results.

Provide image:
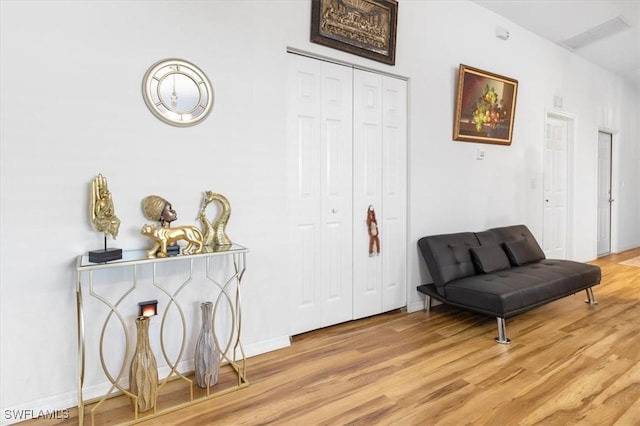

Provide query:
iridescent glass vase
left=194, top=301, right=220, bottom=388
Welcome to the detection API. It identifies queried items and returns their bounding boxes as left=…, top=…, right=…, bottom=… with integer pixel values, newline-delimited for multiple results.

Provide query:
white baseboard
left=406, top=300, right=425, bottom=313
left=244, top=335, right=291, bottom=358
left=0, top=335, right=291, bottom=426
left=1, top=392, right=76, bottom=426
left=613, top=243, right=640, bottom=254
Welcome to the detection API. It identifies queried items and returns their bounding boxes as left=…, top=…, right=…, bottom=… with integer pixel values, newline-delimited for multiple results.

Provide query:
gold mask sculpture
left=90, top=174, right=121, bottom=239
left=197, top=191, right=232, bottom=247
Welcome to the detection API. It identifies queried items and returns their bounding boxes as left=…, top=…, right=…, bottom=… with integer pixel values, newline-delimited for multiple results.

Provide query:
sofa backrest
left=417, top=232, right=480, bottom=296
left=476, top=225, right=546, bottom=264
left=418, top=225, right=546, bottom=297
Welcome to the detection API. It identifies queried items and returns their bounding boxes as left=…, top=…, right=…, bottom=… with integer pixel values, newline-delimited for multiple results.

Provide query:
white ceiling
left=473, top=0, right=640, bottom=90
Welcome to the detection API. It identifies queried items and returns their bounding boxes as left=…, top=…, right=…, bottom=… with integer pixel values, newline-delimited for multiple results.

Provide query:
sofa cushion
left=470, top=244, right=511, bottom=273
left=443, top=259, right=602, bottom=317
left=503, top=238, right=545, bottom=266
left=417, top=232, right=481, bottom=296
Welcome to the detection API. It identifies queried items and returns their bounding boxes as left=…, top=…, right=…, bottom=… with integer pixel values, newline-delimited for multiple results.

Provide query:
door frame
left=543, top=110, right=576, bottom=259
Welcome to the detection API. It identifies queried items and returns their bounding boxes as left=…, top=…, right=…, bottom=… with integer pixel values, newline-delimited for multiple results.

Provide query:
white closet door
left=381, top=76, right=407, bottom=312
left=352, top=71, right=407, bottom=319
left=287, top=55, right=353, bottom=335
left=352, top=69, right=384, bottom=319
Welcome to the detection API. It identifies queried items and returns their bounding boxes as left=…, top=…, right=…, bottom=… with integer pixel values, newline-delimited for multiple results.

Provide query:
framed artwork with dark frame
left=310, top=0, right=398, bottom=65
left=453, top=64, right=519, bottom=145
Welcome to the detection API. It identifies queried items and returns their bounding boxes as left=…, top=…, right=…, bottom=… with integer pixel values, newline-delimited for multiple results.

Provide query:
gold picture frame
left=310, top=0, right=398, bottom=65
left=453, top=64, right=519, bottom=145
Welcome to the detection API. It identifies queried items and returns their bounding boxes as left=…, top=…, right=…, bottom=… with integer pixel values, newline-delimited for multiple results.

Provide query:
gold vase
left=129, top=316, right=158, bottom=413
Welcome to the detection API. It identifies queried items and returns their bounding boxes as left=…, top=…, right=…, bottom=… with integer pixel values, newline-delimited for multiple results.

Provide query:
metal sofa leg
left=495, top=317, right=511, bottom=344
left=585, top=287, right=598, bottom=305
left=424, top=295, right=432, bottom=314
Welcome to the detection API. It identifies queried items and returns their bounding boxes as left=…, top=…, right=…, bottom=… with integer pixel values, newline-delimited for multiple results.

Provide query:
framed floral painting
left=453, top=64, right=519, bottom=145
left=310, top=0, right=398, bottom=65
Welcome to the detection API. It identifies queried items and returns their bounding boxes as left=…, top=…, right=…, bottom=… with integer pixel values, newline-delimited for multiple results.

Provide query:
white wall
left=1, top=0, right=638, bottom=418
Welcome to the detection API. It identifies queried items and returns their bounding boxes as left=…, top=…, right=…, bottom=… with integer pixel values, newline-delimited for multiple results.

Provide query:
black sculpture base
left=166, top=244, right=181, bottom=256
left=88, top=248, right=123, bottom=263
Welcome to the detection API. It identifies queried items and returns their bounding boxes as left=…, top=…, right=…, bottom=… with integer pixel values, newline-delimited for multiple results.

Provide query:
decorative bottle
left=129, top=315, right=158, bottom=413
left=194, top=301, right=220, bottom=388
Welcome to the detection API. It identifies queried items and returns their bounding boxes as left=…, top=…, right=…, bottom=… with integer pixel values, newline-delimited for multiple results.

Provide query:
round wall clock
left=142, top=58, right=214, bottom=127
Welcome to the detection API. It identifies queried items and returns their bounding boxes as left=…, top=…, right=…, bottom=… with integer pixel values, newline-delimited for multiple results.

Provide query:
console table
left=75, top=245, right=248, bottom=425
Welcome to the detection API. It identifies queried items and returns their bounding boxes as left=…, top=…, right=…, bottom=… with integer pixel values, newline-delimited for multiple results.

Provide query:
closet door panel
left=288, top=56, right=323, bottom=335
left=319, top=62, right=353, bottom=328
left=382, top=76, right=407, bottom=311
left=353, top=70, right=383, bottom=320
left=288, top=55, right=353, bottom=335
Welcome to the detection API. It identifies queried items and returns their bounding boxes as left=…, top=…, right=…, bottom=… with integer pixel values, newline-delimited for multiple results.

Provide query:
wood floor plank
left=17, top=248, right=640, bottom=426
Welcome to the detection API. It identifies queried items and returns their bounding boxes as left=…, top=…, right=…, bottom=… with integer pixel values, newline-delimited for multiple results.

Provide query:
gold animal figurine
left=197, top=191, right=232, bottom=247
left=141, top=224, right=204, bottom=258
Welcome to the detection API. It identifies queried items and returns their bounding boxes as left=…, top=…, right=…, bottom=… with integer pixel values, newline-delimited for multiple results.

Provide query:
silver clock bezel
left=142, top=58, right=214, bottom=127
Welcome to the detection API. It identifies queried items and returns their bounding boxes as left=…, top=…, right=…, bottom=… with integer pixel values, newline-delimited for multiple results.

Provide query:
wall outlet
left=476, top=148, right=486, bottom=160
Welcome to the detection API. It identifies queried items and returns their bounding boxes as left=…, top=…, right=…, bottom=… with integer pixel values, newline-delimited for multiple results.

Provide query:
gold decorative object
left=140, top=224, right=204, bottom=258
left=142, top=195, right=178, bottom=228
left=197, top=191, right=232, bottom=247
left=129, top=316, right=158, bottom=414
left=90, top=174, right=121, bottom=239
left=88, top=174, right=122, bottom=263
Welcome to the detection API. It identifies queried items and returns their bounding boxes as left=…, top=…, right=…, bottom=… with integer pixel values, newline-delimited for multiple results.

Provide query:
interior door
left=352, top=69, right=383, bottom=319
left=597, top=131, right=613, bottom=257
left=381, top=76, right=407, bottom=312
left=287, top=55, right=353, bottom=335
left=543, top=115, right=568, bottom=259
left=352, top=71, right=408, bottom=319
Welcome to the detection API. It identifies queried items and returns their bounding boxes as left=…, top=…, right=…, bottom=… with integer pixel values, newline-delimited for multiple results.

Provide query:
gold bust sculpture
left=142, top=195, right=177, bottom=228
left=90, top=174, right=121, bottom=239
left=141, top=195, right=202, bottom=258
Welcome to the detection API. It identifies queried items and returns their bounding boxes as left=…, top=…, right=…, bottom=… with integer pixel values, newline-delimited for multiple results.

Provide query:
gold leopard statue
left=141, top=224, right=204, bottom=258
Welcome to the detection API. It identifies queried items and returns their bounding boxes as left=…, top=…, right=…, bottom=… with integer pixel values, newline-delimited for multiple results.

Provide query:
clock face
left=142, top=59, right=214, bottom=126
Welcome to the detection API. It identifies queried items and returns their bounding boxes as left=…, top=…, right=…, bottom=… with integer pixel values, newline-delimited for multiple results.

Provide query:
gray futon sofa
left=417, top=224, right=601, bottom=343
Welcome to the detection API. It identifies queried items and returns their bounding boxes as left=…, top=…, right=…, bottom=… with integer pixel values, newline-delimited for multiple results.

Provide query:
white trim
left=1, top=393, right=76, bottom=425
left=286, top=46, right=409, bottom=81
left=406, top=300, right=426, bottom=313
left=244, top=335, right=291, bottom=358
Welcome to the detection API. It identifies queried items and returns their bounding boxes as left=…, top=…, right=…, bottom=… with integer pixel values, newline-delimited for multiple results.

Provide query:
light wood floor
left=23, top=248, right=640, bottom=425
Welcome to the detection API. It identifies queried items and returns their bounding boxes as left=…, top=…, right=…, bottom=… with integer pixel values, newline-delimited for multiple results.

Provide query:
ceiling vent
left=560, top=15, right=631, bottom=51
